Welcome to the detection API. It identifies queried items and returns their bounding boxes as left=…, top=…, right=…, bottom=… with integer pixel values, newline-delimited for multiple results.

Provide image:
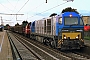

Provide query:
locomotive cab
left=57, top=12, right=84, bottom=50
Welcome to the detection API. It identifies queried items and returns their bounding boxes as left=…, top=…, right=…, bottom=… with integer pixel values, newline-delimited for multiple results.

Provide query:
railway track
left=7, top=32, right=39, bottom=60
left=8, top=31, right=90, bottom=60
left=11, top=32, right=69, bottom=60
left=63, top=51, right=90, bottom=60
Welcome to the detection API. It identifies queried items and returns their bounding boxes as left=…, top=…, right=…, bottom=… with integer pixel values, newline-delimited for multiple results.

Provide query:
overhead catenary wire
left=27, top=1, right=70, bottom=20
left=10, top=0, right=29, bottom=21
left=0, top=0, right=29, bottom=25
left=12, top=0, right=44, bottom=21
left=0, top=0, right=20, bottom=13
left=0, top=2, right=15, bottom=25
left=13, top=0, right=20, bottom=12
left=17, top=0, right=29, bottom=13
left=6, top=0, right=20, bottom=21
left=6, top=0, right=20, bottom=13
left=28, top=2, right=45, bottom=13
left=36, top=1, right=68, bottom=15
left=10, top=0, right=21, bottom=21
left=7, top=0, right=14, bottom=9
left=0, top=3, right=14, bottom=12
left=26, top=2, right=45, bottom=19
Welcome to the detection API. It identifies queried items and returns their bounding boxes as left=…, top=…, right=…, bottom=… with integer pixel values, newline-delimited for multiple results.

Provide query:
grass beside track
left=84, top=37, right=90, bottom=40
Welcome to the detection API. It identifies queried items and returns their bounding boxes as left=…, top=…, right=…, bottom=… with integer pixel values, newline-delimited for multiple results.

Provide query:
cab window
left=64, top=17, right=78, bottom=25
left=58, top=17, right=62, bottom=24
left=80, top=18, right=84, bottom=25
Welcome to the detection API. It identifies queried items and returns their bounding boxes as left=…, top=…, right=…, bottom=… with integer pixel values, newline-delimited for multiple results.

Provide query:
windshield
left=80, top=18, right=84, bottom=25
left=64, top=17, right=78, bottom=25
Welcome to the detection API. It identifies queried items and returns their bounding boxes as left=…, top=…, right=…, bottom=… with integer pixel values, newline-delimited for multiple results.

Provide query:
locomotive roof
left=57, top=12, right=81, bottom=17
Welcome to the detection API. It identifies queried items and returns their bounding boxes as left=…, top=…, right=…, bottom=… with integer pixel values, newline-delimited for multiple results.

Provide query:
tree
left=61, top=7, right=79, bottom=14
left=49, top=13, right=57, bottom=17
left=22, top=21, right=28, bottom=27
left=15, top=23, right=19, bottom=26
left=28, top=22, right=31, bottom=25
left=6, top=24, right=10, bottom=26
left=22, top=21, right=28, bottom=24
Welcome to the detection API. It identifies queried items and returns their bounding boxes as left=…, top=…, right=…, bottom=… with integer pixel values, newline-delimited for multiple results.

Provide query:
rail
left=6, top=31, right=22, bottom=60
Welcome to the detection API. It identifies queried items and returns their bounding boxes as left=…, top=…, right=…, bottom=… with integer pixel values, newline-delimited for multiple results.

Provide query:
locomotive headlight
left=75, top=35, right=80, bottom=39
left=69, top=14, right=72, bottom=17
left=76, top=36, right=79, bottom=39
left=64, top=36, right=67, bottom=39
left=63, top=35, right=67, bottom=39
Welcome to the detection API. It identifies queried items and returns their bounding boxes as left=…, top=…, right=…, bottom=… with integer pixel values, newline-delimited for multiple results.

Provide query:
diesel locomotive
left=30, top=11, right=84, bottom=50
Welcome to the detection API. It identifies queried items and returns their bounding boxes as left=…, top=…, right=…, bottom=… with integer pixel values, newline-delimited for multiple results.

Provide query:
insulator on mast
left=46, top=0, right=47, bottom=3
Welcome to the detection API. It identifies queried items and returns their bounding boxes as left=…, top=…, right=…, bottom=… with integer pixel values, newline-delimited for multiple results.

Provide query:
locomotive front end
left=57, top=12, right=84, bottom=50
left=60, top=29, right=84, bottom=50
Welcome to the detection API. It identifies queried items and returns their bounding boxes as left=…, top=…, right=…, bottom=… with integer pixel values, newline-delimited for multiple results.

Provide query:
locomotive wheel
left=43, top=39, right=46, bottom=45
left=45, top=39, right=50, bottom=46
left=50, top=41, right=55, bottom=48
left=43, top=39, right=50, bottom=46
left=46, top=40, right=50, bottom=46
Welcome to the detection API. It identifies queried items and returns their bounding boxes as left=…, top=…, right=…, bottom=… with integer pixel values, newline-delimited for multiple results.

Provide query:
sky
left=0, top=0, right=90, bottom=26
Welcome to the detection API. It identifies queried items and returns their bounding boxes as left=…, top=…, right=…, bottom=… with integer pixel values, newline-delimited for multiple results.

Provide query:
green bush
left=84, top=37, right=90, bottom=40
